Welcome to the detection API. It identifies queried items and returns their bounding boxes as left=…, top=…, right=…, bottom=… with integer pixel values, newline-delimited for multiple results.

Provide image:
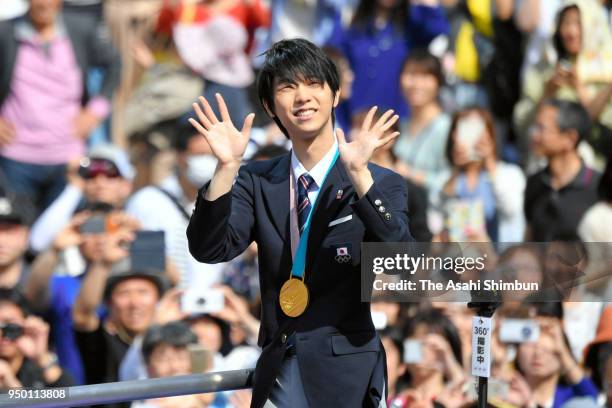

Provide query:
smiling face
left=109, top=278, right=159, bottom=336
left=258, top=39, right=341, bottom=140
left=558, top=7, right=582, bottom=57
left=401, top=63, right=440, bottom=108
left=267, top=77, right=339, bottom=142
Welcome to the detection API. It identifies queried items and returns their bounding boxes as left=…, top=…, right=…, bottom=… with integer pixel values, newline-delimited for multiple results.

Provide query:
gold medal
left=279, top=278, right=309, bottom=317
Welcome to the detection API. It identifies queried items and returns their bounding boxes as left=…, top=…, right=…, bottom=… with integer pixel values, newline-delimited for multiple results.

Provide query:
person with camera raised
left=0, top=289, right=74, bottom=389
left=71, top=218, right=168, bottom=407
left=28, top=144, right=134, bottom=254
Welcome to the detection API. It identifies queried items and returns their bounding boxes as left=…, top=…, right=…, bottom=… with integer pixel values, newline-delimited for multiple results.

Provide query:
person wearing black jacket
left=187, top=39, right=412, bottom=408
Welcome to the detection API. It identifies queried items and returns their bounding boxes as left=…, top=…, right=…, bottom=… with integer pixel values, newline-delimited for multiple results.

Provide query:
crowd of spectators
left=1, top=0, right=612, bottom=407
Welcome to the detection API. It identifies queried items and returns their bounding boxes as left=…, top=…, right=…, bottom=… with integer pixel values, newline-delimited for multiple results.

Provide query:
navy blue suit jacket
left=187, top=153, right=412, bottom=407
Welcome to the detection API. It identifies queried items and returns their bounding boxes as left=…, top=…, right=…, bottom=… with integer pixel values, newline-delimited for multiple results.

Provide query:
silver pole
left=0, top=369, right=254, bottom=408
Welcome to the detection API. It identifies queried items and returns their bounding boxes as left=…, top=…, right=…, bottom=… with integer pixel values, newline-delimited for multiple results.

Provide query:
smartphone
left=371, top=311, right=388, bottom=330
left=80, top=215, right=106, bottom=234
left=456, top=115, right=485, bottom=161
left=489, top=379, right=510, bottom=399
left=403, top=339, right=423, bottom=364
left=464, top=379, right=508, bottom=400
left=559, top=59, right=572, bottom=72
left=499, top=319, right=540, bottom=343
left=188, top=344, right=213, bottom=374
left=182, top=287, right=225, bottom=315
left=129, top=231, right=166, bottom=272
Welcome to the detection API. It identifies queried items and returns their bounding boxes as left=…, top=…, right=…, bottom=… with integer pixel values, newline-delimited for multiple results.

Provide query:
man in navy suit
left=187, top=39, right=412, bottom=408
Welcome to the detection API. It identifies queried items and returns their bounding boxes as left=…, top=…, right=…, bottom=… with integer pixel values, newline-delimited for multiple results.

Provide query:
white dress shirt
left=290, top=138, right=339, bottom=208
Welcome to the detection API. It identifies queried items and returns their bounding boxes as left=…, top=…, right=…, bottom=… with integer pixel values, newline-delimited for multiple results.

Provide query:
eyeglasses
left=0, top=323, right=24, bottom=340
left=78, top=158, right=121, bottom=180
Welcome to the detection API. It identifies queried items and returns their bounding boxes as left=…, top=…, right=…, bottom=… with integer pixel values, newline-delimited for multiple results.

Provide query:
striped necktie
left=297, top=173, right=315, bottom=235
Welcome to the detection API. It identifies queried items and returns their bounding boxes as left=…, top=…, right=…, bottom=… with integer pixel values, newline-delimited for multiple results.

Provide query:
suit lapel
left=260, top=153, right=291, bottom=242
left=305, top=160, right=352, bottom=278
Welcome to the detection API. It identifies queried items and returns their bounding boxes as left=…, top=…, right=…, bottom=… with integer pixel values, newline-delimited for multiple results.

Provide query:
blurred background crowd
left=1, top=0, right=612, bottom=407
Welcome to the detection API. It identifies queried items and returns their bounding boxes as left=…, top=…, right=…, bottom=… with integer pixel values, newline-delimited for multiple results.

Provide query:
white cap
left=87, top=144, right=135, bottom=181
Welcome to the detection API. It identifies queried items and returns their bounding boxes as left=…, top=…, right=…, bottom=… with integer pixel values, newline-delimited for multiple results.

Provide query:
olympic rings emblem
left=334, top=255, right=351, bottom=263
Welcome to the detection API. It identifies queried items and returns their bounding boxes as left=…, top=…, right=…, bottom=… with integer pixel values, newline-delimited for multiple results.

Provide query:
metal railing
left=0, top=369, right=254, bottom=408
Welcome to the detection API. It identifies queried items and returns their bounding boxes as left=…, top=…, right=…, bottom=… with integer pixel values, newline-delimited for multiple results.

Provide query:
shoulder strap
left=154, top=186, right=191, bottom=221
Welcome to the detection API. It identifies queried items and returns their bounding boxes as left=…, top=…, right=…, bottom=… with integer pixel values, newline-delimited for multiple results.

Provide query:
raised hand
left=153, top=288, right=188, bottom=325
left=74, top=109, right=101, bottom=140
left=336, top=106, right=399, bottom=173
left=16, top=316, right=51, bottom=365
left=52, top=211, right=90, bottom=252
left=189, top=94, right=255, bottom=168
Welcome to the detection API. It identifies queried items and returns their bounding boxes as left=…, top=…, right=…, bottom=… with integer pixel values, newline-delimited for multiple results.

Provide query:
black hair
left=402, top=307, right=463, bottom=366
left=598, top=157, right=612, bottom=203
left=541, top=99, right=592, bottom=147
left=379, top=326, right=404, bottom=362
left=351, top=0, right=408, bottom=34
left=250, top=144, right=289, bottom=161
left=524, top=300, right=564, bottom=320
left=257, top=38, right=340, bottom=139
left=553, top=5, right=581, bottom=61
left=172, top=121, right=200, bottom=152
left=129, top=119, right=180, bottom=151
left=0, top=289, right=31, bottom=317
left=0, top=192, right=36, bottom=227
left=141, top=321, right=198, bottom=364
left=400, top=48, right=445, bottom=87
left=187, top=314, right=233, bottom=356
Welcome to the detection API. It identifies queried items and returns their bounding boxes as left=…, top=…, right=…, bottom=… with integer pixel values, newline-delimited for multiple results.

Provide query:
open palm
left=336, top=106, right=399, bottom=172
left=189, top=94, right=255, bottom=167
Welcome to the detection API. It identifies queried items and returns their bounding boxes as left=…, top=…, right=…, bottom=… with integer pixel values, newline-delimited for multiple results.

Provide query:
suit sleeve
left=350, top=170, right=413, bottom=242
left=187, top=166, right=256, bottom=263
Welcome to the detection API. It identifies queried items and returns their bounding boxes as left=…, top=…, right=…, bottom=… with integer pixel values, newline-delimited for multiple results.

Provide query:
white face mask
left=185, top=155, right=218, bottom=187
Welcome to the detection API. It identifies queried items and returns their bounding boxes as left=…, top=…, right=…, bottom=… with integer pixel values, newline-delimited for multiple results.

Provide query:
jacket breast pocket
left=331, top=331, right=380, bottom=356
left=325, top=212, right=363, bottom=243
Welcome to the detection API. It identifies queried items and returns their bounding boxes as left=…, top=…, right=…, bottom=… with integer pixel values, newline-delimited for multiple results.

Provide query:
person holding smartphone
left=515, top=315, right=599, bottom=408
left=187, top=38, right=412, bottom=408
left=393, top=308, right=465, bottom=407
left=440, top=107, right=525, bottom=243
left=515, top=1, right=612, bottom=166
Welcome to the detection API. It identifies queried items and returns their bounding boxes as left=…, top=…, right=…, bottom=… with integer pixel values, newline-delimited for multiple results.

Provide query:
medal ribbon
left=290, top=148, right=340, bottom=280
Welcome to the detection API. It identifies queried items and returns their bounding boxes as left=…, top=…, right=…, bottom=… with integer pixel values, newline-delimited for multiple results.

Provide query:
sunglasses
left=0, top=323, right=24, bottom=340
left=78, top=158, right=121, bottom=180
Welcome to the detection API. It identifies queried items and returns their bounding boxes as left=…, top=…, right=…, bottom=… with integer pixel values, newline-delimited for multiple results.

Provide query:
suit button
left=378, top=206, right=385, bottom=213
left=374, top=199, right=382, bottom=206
left=385, top=213, right=391, bottom=221
left=281, top=333, right=287, bottom=344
